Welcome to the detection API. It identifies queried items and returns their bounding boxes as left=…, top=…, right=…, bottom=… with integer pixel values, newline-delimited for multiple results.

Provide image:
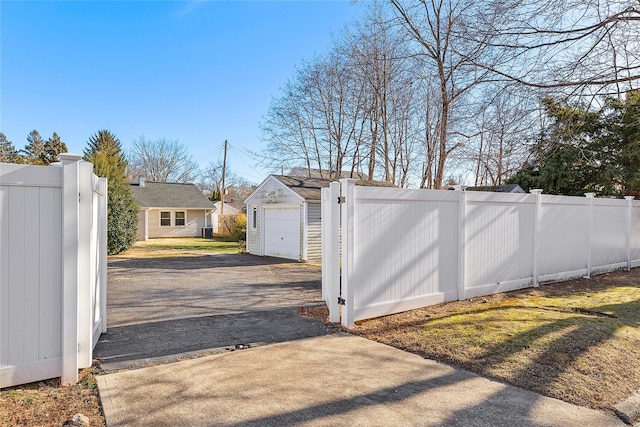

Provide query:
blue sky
left=0, top=0, right=364, bottom=184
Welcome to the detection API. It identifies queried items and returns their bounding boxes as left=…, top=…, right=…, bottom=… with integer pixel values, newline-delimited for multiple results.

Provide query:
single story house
left=244, top=175, right=393, bottom=262
left=130, top=177, right=215, bottom=240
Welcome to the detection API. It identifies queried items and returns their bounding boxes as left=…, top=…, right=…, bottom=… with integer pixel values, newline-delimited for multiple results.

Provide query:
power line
left=228, top=142, right=269, bottom=182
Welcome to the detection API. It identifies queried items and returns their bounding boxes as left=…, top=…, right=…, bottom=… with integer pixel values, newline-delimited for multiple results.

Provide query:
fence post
left=530, top=189, right=543, bottom=287
left=626, top=196, right=634, bottom=271
left=585, top=193, right=595, bottom=279
left=321, top=189, right=328, bottom=314
left=77, top=162, right=93, bottom=369
left=321, top=185, right=339, bottom=323
left=328, top=183, right=341, bottom=322
left=60, top=154, right=82, bottom=385
left=340, top=178, right=356, bottom=328
left=454, top=185, right=466, bottom=301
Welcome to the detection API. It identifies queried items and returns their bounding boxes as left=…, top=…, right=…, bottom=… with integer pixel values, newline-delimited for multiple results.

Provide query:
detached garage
left=244, top=175, right=327, bottom=262
left=245, top=175, right=394, bottom=262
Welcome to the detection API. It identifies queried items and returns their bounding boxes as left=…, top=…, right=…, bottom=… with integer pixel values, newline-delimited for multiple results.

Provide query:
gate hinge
left=337, top=297, right=345, bottom=305
left=338, top=196, right=346, bottom=204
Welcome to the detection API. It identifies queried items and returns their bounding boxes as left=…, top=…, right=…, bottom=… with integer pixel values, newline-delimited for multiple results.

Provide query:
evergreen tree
left=83, top=130, right=138, bottom=255
left=43, top=132, right=68, bottom=164
left=23, top=130, right=47, bottom=165
left=510, top=92, right=640, bottom=197
left=0, top=132, right=23, bottom=163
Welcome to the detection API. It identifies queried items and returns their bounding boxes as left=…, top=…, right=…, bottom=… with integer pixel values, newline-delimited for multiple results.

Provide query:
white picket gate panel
left=323, top=180, right=640, bottom=328
left=0, top=155, right=107, bottom=387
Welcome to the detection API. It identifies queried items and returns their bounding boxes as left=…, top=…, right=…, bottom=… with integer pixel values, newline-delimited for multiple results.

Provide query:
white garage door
left=264, top=207, right=301, bottom=260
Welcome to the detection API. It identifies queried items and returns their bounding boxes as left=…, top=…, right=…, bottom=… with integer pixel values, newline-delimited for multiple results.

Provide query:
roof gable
left=213, top=201, right=240, bottom=214
left=246, top=174, right=396, bottom=203
left=130, top=181, right=215, bottom=209
left=244, top=175, right=305, bottom=205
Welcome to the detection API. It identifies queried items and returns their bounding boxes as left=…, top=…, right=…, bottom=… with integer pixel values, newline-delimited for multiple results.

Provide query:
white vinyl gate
left=0, top=154, right=107, bottom=387
left=322, top=179, right=640, bottom=328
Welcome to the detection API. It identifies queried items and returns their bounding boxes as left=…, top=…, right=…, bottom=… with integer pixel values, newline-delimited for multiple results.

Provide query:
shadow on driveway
left=94, top=253, right=331, bottom=372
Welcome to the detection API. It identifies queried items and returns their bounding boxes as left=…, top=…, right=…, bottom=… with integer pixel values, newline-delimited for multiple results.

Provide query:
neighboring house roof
left=213, top=201, right=240, bottom=215
left=248, top=175, right=395, bottom=202
left=288, top=167, right=370, bottom=181
left=130, top=180, right=215, bottom=209
left=466, top=184, right=526, bottom=194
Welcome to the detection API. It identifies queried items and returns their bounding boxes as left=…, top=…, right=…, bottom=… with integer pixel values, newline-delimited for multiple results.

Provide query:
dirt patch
left=0, top=367, right=105, bottom=427
left=301, top=268, right=640, bottom=414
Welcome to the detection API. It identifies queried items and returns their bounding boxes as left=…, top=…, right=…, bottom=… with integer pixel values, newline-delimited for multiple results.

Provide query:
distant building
left=245, top=175, right=393, bottom=262
left=130, top=177, right=215, bottom=240
left=288, top=167, right=369, bottom=181
left=465, top=184, right=526, bottom=194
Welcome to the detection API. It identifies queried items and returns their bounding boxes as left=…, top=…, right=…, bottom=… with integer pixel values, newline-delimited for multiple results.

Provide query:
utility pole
left=221, top=140, right=228, bottom=215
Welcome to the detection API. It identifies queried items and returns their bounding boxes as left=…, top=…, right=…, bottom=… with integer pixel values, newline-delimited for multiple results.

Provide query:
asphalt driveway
left=94, top=253, right=331, bottom=371
left=96, top=252, right=625, bottom=426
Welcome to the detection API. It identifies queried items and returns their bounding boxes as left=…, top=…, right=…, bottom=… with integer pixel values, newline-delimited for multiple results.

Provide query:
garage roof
left=273, top=175, right=394, bottom=201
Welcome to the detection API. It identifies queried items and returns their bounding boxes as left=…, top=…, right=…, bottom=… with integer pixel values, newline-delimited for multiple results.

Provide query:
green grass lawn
left=345, top=269, right=640, bottom=413
left=132, top=237, right=243, bottom=254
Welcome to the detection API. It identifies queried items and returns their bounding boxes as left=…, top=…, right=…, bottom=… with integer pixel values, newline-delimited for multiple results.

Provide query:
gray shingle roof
left=273, top=175, right=395, bottom=201
left=130, top=181, right=215, bottom=209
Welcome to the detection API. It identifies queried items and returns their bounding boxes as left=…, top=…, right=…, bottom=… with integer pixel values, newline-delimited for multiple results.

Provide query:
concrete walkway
left=97, top=333, right=623, bottom=427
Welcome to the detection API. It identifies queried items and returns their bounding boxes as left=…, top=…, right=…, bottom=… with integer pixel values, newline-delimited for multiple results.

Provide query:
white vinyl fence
left=322, top=179, right=640, bottom=328
left=0, top=154, right=107, bottom=387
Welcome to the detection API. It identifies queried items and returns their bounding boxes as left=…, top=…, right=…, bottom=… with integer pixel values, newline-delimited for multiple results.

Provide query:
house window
left=251, top=207, right=257, bottom=230
left=175, top=211, right=186, bottom=226
left=160, top=211, right=171, bottom=226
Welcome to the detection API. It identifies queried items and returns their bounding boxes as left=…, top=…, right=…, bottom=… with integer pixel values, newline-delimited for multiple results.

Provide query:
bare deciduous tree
left=389, top=0, right=501, bottom=188
left=128, top=136, right=199, bottom=183
left=471, top=0, right=640, bottom=96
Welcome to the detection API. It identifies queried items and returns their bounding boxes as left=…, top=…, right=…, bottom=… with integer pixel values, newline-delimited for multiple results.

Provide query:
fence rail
left=322, top=179, right=640, bottom=328
left=0, top=155, right=107, bottom=387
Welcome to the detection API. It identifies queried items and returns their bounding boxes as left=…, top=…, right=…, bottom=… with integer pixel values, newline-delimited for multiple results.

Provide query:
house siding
left=147, top=209, right=209, bottom=238
left=298, top=204, right=304, bottom=261
left=305, top=202, right=322, bottom=263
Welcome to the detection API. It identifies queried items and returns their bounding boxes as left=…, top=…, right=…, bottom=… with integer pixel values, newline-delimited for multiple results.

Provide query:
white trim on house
left=144, top=208, right=149, bottom=240
left=302, top=201, right=309, bottom=261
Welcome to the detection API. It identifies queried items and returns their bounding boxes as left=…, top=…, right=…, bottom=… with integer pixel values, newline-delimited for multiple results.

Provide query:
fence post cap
left=624, top=196, right=635, bottom=201
left=584, top=192, right=596, bottom=198
left=453, top=185, right=465, bottom=191
left=58, top=153, right=83, bottom=164
left=529, top=189, right=543, bottom=195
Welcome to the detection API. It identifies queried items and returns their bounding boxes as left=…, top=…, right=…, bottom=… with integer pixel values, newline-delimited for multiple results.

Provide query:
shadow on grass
left=369, top=294, right=640, bottom=410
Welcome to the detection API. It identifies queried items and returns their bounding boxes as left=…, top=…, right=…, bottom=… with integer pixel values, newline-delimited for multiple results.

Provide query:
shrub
left=232, top=213, right=247, bottom=241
